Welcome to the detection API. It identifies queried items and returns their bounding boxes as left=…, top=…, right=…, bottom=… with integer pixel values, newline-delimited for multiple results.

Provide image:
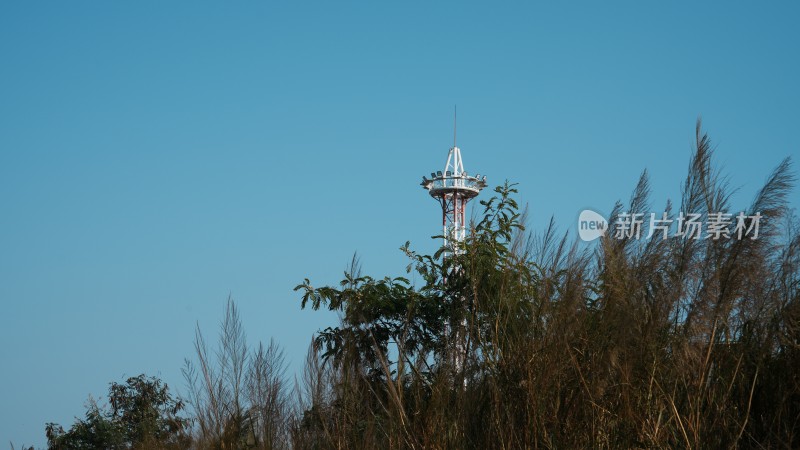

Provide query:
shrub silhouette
left=46, top=374, right=190, bottom=450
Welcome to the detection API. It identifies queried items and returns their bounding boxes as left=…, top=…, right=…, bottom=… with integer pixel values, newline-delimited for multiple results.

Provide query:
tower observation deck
left=421, top=145, right=487, bottom=246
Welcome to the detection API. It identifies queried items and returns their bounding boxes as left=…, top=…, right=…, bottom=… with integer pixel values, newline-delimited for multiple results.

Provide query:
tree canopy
left=46, top=375, right=190, bottom=450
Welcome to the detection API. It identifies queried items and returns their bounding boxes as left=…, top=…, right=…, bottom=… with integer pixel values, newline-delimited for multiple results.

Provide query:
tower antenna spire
left=453, top=105, right=457, bottom=148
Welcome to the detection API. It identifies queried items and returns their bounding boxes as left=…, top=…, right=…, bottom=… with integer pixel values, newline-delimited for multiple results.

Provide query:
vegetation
left=290, top=121, right=800, bottom=449
left=182, top=298, right=290, bottom=449
left=45, top=375, right=190, bottom=449
left=40, top=121, right=799, bottom=448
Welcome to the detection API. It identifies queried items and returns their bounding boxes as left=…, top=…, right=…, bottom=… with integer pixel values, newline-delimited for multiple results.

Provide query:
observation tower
left=420, top=120, right=487, bottom=377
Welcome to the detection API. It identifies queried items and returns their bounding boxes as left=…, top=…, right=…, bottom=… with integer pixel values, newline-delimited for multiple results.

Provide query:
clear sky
left=1, top=1, right=798, bottom=446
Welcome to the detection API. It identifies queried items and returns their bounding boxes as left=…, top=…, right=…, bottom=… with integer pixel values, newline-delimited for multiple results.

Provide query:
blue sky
left=1, top=1, right=798, bottom=446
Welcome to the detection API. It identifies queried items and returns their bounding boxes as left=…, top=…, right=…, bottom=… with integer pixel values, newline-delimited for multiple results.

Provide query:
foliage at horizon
left=37, top=120, right=800, bottom=449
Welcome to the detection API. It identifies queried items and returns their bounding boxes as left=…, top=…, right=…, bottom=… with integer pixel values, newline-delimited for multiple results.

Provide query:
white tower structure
left=420, top=120, right=487, bottom=377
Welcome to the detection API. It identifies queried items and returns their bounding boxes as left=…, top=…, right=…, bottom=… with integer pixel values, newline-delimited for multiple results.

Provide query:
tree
left=46, top=375, right=190, bottom=450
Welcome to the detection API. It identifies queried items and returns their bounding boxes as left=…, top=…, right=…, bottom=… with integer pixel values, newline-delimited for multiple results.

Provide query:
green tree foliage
left=45, top=374, right=190, bottom=450
left=292, top=121, right=800, bottom=448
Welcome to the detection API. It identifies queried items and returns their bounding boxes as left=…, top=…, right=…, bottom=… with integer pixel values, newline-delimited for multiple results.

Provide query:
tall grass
left=183, top=297, right=290, bottom=449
